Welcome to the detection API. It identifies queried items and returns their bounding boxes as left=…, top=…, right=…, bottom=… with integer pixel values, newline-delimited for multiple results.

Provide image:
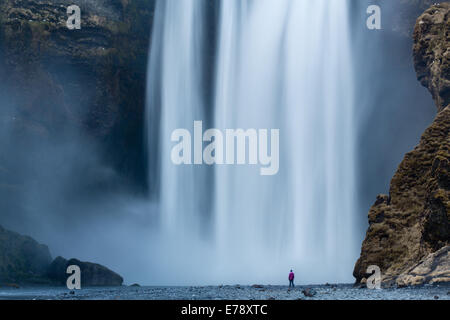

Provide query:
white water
left=147, top=0, right=357, bottom=285
left=147, top=0, right=210, bottom=236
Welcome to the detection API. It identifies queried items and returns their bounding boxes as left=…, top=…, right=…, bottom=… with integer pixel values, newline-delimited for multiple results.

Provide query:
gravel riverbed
left=1, top=284, right=449, bottom=300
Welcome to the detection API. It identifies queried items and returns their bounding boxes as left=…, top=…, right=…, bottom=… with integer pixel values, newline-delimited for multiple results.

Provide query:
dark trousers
left=289, top=280, right=294, bottom=288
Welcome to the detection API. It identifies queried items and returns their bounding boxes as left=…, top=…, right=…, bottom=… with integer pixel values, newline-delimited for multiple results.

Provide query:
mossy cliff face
left=354, top=3, right=450, bottom=287
left=0, top=0, right=154, bottom=186
left=413, top=3, right=450, bottom=112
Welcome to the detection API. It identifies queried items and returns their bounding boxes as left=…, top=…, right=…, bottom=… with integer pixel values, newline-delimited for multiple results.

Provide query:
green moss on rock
left=354, top=3, right=450, bottom=287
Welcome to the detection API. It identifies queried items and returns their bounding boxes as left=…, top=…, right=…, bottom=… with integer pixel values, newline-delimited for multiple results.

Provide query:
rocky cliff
left=0, top=0, right=154, bottom=188
left=0, top=225, right=123, bottom=286
left=414, top=3, right=450, bottom=112
left=354, top=3, right=450, bottom=287
left=0, top=224, right=52, bottom=284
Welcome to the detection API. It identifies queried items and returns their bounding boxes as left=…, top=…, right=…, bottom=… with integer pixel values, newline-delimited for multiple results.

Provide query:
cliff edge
left=354, top=3, right=450, bottom=287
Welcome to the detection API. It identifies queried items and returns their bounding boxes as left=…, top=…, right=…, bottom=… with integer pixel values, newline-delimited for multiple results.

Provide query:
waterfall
left=147, top=0, right=211, bottom=236
left=147, top=0, right=357, bottom=284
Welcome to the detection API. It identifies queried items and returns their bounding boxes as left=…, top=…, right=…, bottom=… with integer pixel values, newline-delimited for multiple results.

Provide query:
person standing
left=289, top=270, right=295, bottom=288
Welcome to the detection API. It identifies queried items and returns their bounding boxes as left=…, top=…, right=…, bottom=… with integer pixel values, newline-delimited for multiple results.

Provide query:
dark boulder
left=47, top=256, right=123, bottom=287
left=302, top=288, right=317, bottom=298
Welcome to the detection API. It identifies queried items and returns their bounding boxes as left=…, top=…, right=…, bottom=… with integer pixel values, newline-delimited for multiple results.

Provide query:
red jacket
left=289, top=272, right=295, bottom=281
